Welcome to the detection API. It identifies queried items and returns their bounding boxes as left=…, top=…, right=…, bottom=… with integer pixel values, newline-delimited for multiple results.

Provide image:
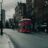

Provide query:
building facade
left=43, top=0, right=48, bottom=22
left=14, top=0, right=48, bottom=24
left=26, top=0, right=48, bottom=23
left=26, top=0, right=32, bottom=18
left=35, top=0, right=48, bottom=23
left=15, top=2, right=26, bottom=20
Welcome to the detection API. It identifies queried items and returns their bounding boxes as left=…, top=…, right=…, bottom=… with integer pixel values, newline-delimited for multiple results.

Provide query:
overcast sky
left=2, top=0, right=26, bottom=20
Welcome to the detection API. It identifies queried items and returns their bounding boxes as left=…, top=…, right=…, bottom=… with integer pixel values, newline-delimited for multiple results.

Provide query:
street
left=3, top=29, right=48, bottom=48
left=0, top=0, right=48, bottom=48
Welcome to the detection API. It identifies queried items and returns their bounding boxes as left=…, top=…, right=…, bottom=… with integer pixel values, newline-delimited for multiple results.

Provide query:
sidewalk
left=0, top=34, right=14, bottom=48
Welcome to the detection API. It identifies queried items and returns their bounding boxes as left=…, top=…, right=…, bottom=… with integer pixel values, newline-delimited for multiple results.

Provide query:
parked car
left=35, top=22, right=47, bottom=32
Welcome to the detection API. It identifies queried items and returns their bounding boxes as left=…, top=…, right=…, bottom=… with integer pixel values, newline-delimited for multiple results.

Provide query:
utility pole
left=1, top=0, right=3, bottom=35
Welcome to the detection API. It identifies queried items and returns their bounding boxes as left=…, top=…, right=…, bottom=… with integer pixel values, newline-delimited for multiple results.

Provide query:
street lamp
left=0, top=0, right=3, bottom=35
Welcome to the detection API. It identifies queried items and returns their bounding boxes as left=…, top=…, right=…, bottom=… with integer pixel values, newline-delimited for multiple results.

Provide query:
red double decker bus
left=18, top=18, right=32, bottom=33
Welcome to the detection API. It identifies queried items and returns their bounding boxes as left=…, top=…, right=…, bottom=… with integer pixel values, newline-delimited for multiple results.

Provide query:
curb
left=4, top=34, right=15, bottom=48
